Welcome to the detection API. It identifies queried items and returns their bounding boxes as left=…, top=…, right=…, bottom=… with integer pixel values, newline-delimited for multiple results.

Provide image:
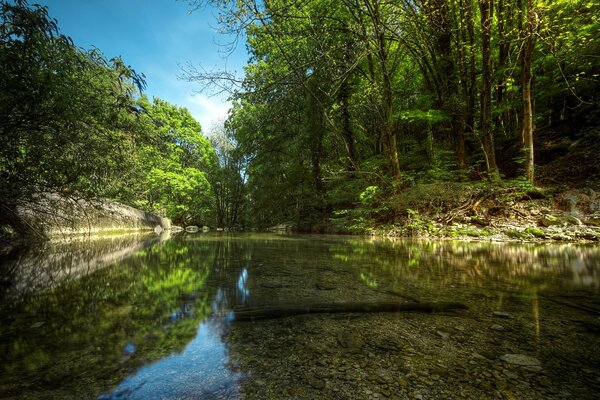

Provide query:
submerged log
left=232, top=301, right=468, bottom=321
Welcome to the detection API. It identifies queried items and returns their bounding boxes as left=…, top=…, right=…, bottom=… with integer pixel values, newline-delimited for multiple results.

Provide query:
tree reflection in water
left=0, top=233, right=598, bottom=399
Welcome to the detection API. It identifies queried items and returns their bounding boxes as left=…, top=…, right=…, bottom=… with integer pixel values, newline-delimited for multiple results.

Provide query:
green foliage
left=130, top=98, right=217, bottom=226
left=3, top=0, right=599, bottom=234
left=0, top=0, right=145, bottom=206
left=0, top=2, right=219, bottom=233
left=404, top=208, right=436, bottom=236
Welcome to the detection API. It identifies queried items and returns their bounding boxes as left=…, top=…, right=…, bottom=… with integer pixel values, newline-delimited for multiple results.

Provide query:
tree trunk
left=520, top=0, right=536, bottom=183
left=372, top=0, right=401, bottom=183
left=478, top=0, right=500, bottom=179
left=456, top=0, right=477, bottom=171
left=339, top=75, right=357, bottom=175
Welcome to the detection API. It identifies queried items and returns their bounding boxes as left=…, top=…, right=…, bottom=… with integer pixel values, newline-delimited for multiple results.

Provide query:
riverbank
left=317, top=184, right=600, bottom=243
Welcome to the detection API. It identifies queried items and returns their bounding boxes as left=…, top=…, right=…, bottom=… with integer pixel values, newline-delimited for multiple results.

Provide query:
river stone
left=493, top=311, right=510, bottom=318
left=305, top=374, right=326, bottom=390
left=436, top=330, right=450, bottom=340
left=338, top=332, right=364, bottom=350
left=500, top=354, right=541, bottom=367
left=315, top=281, right=336, bottom=290
left=541, top=214, right=561, bottom=227
left=490, top=324, right=505, bottom=331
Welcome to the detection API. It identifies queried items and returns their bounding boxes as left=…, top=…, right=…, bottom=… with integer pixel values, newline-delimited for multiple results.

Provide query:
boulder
left=540, top=214, right=561, bottom=227
left=13, top=193, right=171, bottom=239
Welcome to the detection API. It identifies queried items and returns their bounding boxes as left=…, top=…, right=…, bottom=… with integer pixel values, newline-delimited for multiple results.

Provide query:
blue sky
left=35, top=0, right=248, bottom=133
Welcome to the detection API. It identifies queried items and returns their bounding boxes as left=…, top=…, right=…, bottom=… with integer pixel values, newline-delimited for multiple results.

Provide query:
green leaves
left=0, top=1, right=218, bottom=232
left=130, top=98, right=217, bottom=226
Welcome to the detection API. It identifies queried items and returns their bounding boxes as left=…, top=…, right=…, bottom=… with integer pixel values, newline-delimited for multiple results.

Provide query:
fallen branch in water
left=231, top=301, right=468, bottom=321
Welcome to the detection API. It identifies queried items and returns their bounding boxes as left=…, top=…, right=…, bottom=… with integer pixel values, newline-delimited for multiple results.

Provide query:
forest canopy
left=185, top=0, right=600, bottom=229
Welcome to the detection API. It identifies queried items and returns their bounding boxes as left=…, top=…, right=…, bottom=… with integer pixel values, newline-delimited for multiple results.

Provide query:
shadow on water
left=0, top=233, right=599, bottom=399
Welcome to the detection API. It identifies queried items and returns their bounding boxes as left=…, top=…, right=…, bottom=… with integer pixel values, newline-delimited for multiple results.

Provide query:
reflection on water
left=100, top=320, right=241, bottom=400
left=0, top=233, right=599, bottom=399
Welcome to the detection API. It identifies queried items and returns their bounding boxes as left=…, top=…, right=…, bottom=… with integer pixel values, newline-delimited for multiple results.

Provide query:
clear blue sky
left=35, top=0, right=248, bottom=133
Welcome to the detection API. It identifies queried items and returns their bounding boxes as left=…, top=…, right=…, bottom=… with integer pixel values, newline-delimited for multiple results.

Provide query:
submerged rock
left=338, top=332, right=364, bottom=350
left=436, top=330, right=450, bottom=340
left=493, top=311, right=511, bottom=318
left=500, top=354, right=541, bottom=367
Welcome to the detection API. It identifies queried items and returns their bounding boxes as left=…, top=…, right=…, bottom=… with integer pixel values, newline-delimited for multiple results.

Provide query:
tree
left=519, top=0, right=537, bottom=183
left=209, top=122, right=247, bottom=228
left=131, top=97, right=217, bottom=226
left=0, top=0, right=145, bottom=235
left=477, top=0, right=500, bottom=179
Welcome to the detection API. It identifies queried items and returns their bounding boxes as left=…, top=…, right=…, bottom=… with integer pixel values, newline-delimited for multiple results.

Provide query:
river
left=0, top=232, right=599, bottom=399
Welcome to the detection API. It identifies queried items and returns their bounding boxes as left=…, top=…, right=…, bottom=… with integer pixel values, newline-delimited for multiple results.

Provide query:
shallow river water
left=0, top=232, right=599, bottom=399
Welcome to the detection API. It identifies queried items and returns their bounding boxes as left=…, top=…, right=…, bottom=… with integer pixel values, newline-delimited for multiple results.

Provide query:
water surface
left=1, top=233, right=599, bottom=399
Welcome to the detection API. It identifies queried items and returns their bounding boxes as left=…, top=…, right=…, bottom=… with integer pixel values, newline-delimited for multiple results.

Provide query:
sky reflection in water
left=99, top=318, right=240, bottom=400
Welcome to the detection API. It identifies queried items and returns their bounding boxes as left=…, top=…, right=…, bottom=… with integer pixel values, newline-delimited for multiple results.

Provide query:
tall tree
left=519, top=0, right=538, bottom=183
left=478, top=0, right=500, bottom=179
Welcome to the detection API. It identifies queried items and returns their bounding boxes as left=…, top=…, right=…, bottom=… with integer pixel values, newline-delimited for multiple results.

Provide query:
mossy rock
left=523, top=227, right=546, bottom=238
left=586, top=213, right=600, bottom=226
left=562, top=214, right=583, bottom=226
left=505, top=229, right=527, bottom=239
left=505, top=227, right=546, bottom=239
left=540, top=214, right=561, bottom=227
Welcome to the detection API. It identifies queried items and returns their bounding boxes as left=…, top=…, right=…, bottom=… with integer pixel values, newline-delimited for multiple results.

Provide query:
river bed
left=1, top=233, right=599, bottom=399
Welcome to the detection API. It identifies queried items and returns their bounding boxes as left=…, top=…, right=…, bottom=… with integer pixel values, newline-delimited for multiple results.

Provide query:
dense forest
left=1, top=0, right=599, bottom=236
left=190, top=0, right=600, bottom=231
left=0, top=0, right=226, bottom=233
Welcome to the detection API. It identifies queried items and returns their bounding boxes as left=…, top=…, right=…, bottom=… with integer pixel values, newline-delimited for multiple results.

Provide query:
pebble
left=306, top=375, right=326, bottom=389
left=493, top=311, right=511, bottom=318
left=436, top=330, right=450, bottom=340
left=490, top=324, right=505, bottom=331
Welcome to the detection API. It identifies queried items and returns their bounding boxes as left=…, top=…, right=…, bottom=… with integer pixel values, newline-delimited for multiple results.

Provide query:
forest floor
left=363, top=184, right=600, bottom=243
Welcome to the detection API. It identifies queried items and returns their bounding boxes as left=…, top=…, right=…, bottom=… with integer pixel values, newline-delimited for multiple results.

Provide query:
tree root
left=231, top=301, right=469, bottom=321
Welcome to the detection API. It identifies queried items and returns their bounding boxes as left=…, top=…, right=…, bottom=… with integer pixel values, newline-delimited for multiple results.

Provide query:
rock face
left=12, top=193, right=171, bottom=238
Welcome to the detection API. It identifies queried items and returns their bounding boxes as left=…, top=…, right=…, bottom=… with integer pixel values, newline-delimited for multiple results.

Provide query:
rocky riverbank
left=324, top=186, right=600, bottom=243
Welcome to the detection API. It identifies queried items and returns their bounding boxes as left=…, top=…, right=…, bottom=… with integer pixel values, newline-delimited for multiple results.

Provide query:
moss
left=541, top=214, right=561, bottom=226
left=505, top=229, right=527, bottom=239
left=505, top=226, right=546, bottom=239
left=524, top=226, right=546, bottom=238
left=562, top=214, right=582, bottom=226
